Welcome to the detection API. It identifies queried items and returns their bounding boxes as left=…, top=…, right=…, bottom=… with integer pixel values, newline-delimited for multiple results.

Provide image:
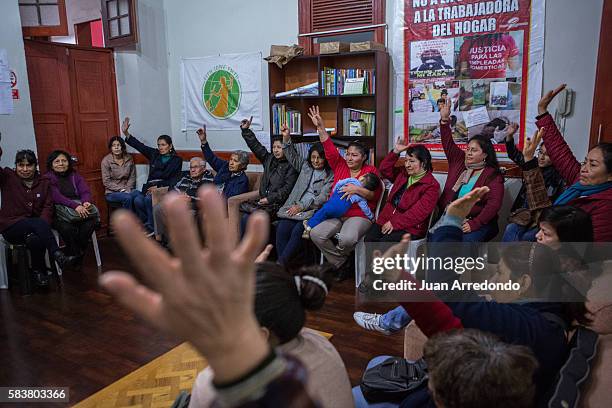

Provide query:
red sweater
left=0, top=168, right=54, bottom=233
left=322, top=138, right=382, bottom=218
left=377, top=151, right=440, bottom=237
left=439, top=123, right=505, bottom=231
left=537, top=113, right=612, bottom=242
left=400, top=274, right=463, bottom=336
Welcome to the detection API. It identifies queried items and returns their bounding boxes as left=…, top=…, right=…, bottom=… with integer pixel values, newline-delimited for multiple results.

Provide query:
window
left=298, top=0, right=386, bottom=55
left=19, top=0, right=68, bottom=37
left=100, top=0, right=138, bottom=47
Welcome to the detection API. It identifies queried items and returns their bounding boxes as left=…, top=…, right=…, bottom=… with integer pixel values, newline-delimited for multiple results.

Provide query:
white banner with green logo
left=182, top=52, right=263, bottom=130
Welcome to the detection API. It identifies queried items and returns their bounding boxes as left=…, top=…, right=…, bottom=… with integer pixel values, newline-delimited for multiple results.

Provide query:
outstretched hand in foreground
left=100, top=186, right=270, bottom=384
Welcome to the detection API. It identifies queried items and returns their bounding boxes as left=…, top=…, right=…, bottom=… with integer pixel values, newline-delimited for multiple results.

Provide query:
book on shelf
left=274, top=82, right=318, bottom=98
left=320, top=67, right=375, bottom=96
left=342, top=108, right=375, bottom=136
left=303, top=127, right=336, bottom=137
left=272, top=103, right=301, bottom=135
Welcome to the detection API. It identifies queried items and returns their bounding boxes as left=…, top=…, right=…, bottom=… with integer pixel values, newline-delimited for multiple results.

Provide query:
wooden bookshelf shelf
left=268, top=50, right=389, bottom=165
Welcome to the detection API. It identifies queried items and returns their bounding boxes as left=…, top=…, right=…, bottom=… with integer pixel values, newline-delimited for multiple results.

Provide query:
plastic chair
left=0, top=234, right=33, bottom=294
left=52, top=230, right=102, bottom=275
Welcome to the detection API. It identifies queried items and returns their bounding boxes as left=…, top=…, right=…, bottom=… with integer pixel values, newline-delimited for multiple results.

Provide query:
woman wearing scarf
left=437, top=99, right=504, bottom=242
left=536, top=85, right=612, bottom=242
left=365, top=140, right=439, bottom=242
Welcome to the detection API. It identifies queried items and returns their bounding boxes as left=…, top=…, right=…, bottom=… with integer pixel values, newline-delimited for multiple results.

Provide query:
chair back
left=246, top=172, right=262, bottom=192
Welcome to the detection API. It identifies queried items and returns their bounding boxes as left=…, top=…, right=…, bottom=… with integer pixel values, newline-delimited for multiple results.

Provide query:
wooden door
left=25, top=40, right=120, bottom=229
left=590, top=0, right=612, bottom=146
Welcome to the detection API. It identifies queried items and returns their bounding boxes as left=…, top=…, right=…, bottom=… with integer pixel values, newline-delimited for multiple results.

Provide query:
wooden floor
left=0, top=237, right=404, bottom=407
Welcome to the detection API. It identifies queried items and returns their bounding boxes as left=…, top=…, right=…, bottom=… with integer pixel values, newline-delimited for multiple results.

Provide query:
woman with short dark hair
left=1, top=146, right=76, bottom=287
left=45, top=150, right=99, bottom=267
left=536, top=85, right=612, bottom=242
left=101, top=136, right=136, bottom=210
left=365, top=140, right=440, bottom=242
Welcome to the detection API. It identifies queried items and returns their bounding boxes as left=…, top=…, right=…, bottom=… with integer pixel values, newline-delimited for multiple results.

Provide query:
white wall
left=542, top=0, right=602, bottom=160
left=0, top=0, right=36, bottom=168
left=115, top=0, right=172, bottom=145
left=51, top=0, right=101, bottom=44
left=162, top=0, right=298, bottom=154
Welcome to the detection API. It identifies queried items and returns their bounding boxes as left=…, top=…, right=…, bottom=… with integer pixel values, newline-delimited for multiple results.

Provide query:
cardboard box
left=319, top=42, right=350, bottom=54
left=350, top=41, right=386, bottom=52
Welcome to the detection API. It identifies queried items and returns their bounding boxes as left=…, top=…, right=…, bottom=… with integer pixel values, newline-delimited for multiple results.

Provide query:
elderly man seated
left=153, top=157, right=213, bottom=242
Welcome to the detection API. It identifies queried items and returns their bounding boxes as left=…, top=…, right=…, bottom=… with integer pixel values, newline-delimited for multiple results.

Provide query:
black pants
left=53, top=218, right=96, bottom=257
left=3, top=218, right=60, bottom=271
left=364, top=223, right=411, bottom=243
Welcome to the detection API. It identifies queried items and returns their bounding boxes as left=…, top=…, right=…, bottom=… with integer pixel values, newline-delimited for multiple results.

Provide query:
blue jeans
left=276, top=219, right=305, bottom=265
left=502, top=223, right=538, bottom=242
left=133, top=191, right=154, bottom=232
left=463, top=219, right=499, bottom=242
left=352, top=355, right=401, bottom=408
left=379, top=306, right=412, bottom=333
left=307, top=192, right=352, bottom=229
left=105, top=191, right=136, bottom=211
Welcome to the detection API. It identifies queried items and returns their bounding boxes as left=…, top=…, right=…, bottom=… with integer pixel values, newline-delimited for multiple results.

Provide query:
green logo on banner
left=202, top=67, right=241, bottom=119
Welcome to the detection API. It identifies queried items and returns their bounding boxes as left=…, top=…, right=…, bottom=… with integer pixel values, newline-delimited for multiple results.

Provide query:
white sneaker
left=353, top=312, right=392, bottom=335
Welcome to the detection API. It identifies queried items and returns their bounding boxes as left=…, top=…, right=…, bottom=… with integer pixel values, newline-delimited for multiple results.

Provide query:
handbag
left=507, top=207, right=536, bottom=227
left=239, top=199, right=280, bottom=217
left=360, top=357, right=428, bottom=403
left=54, top=202, right=100, bottom=224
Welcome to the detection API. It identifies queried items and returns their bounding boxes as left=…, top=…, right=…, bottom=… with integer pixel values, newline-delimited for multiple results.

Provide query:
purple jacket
left=45, top=171, right=93, bottom=209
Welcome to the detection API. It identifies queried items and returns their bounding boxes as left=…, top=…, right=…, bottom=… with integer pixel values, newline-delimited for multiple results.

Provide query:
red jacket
left=322, top=137, right=382, bottom=218
left=537, top=113, right=612, bottom=242
left=377, top=151, right=440, bottom=237
left=0, top=168, right=54, bottom=233
left=439, top=123, right=505, bottom=231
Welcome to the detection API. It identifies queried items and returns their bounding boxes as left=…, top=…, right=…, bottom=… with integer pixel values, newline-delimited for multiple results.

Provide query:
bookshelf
left=268, top=50, right=389, bottom=165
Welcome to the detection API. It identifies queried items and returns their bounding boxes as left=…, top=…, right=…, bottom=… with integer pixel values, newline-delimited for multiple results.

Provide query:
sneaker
left=353, top=312, right=392, bottom=335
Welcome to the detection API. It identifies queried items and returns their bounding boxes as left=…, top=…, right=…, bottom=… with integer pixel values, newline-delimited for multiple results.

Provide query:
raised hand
left=100, top=187, right=270, bottom=383
left=393, top=136, right=410, bottom=154
left=439, top=98, right=451, bottom=122
left=506, top=122, right=519, bottom=138
left=538, top=84, right=566, bottom=115
left=307, top=106, right=324, bottom=129
left=446, top=186, right=490, bottom=220
left=280, top=124, right=290, bottom=143
left=196, top=124, right=207, bottom=144
left=240, top=116, right=253, bottom=130
left=121, top=117, right=131, bottom=137
left=523, top=127, right=544, bottom=162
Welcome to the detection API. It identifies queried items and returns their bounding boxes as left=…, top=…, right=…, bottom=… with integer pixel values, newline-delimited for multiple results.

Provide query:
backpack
left=360, top=357, right=428, bottom=403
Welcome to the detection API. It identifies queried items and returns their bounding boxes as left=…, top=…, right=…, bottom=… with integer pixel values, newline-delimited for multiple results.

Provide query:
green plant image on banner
left=202, top=68, right=241, bottom=119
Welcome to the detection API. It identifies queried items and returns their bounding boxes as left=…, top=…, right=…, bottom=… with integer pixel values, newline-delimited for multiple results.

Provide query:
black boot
left=335, top=259, right=353, bottom=282
left=33, top=270, right=50, bottom=287
left=53, top=250, right=79, bottom=270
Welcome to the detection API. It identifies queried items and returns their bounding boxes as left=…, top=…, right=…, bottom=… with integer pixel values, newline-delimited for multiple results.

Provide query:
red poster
left=403, top=0, right=537, bottom=154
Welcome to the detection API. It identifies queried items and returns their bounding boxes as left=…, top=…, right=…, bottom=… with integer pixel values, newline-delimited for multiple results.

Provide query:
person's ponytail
left=293, top=264, right=335, bottom=311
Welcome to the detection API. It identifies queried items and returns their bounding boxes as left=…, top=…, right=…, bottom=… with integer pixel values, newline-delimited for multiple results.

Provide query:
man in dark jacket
left=152, top=157, right=214, bottom=241
left=197, top=126, right=250, bottom=199
left=238, top=117, right=298, bottom=235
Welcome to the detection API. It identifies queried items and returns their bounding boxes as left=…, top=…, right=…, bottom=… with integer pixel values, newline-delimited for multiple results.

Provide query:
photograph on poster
left=409, top=38, right=456, bottom=80
left=455, top=31, right=524, bottom=80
